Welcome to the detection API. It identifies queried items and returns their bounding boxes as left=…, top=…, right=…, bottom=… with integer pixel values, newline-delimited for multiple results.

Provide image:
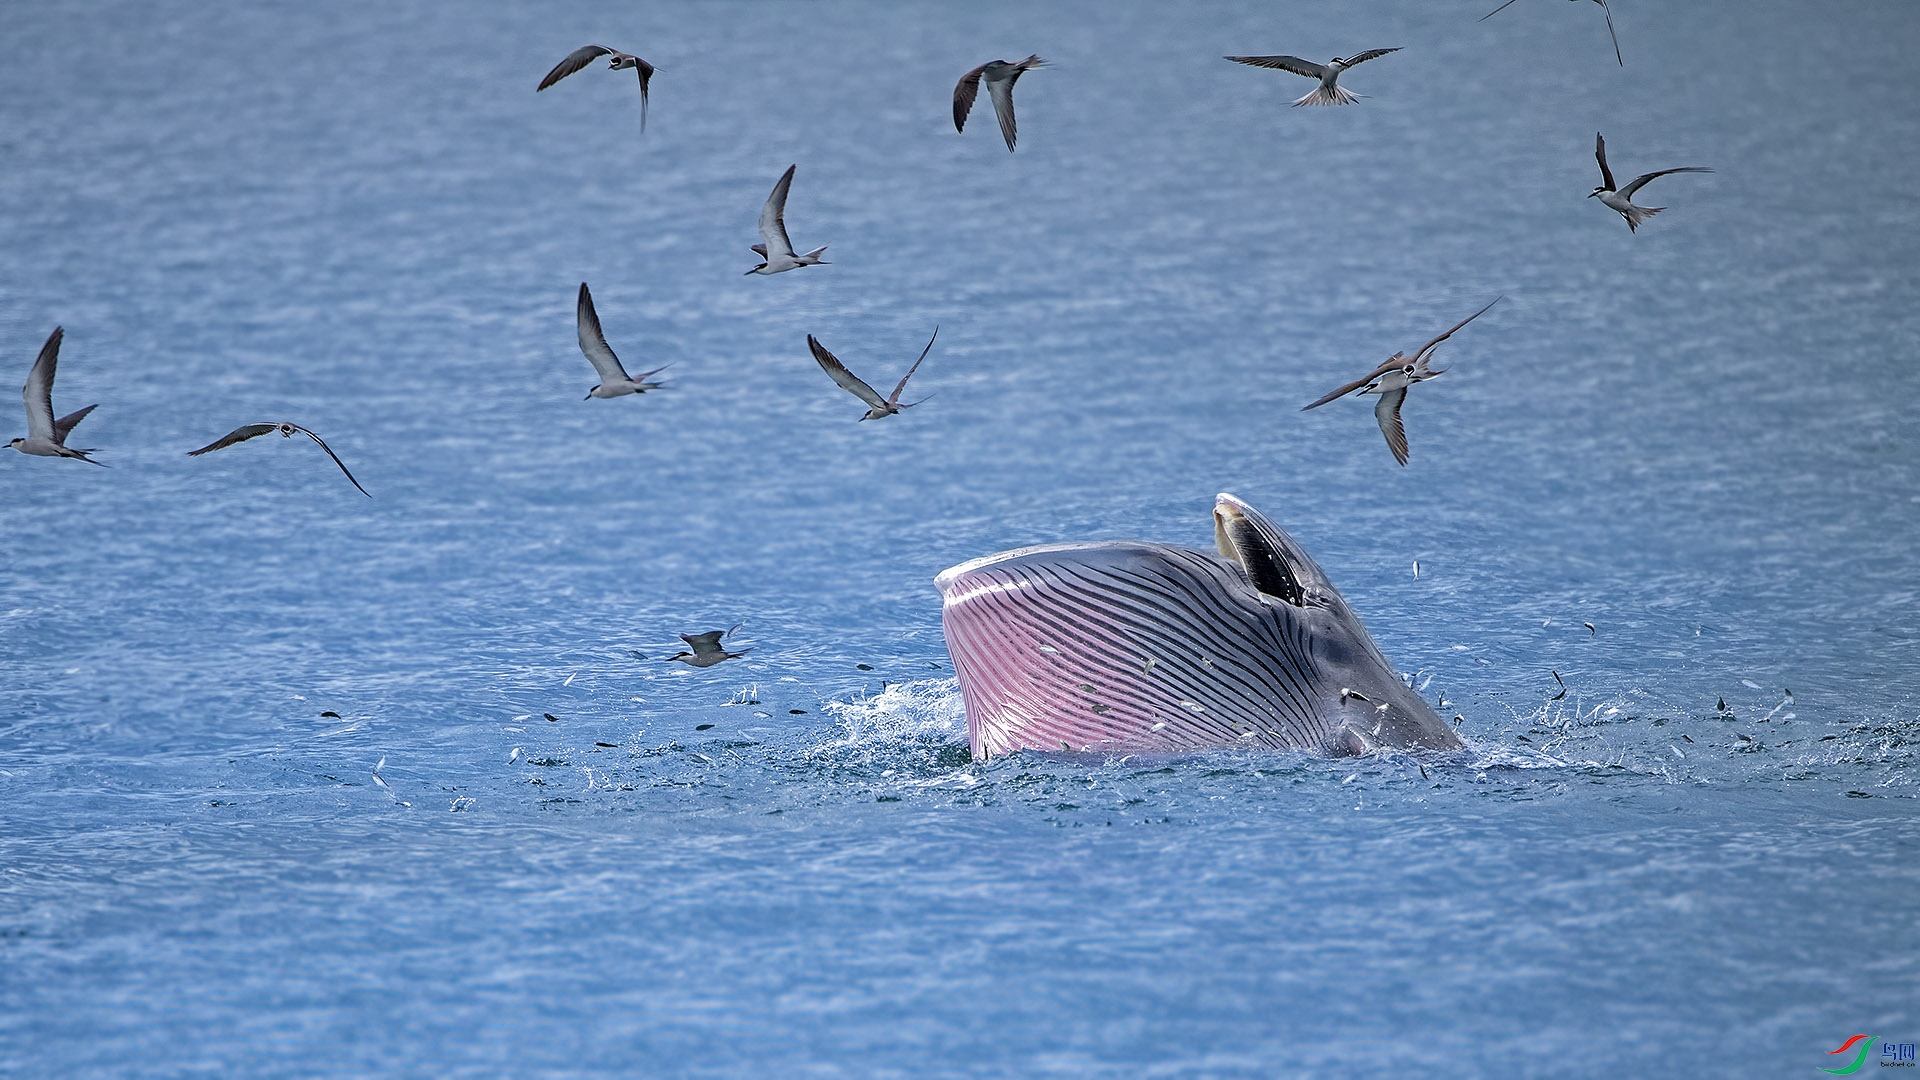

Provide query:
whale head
left=935, top=493, right=1459, bottom=758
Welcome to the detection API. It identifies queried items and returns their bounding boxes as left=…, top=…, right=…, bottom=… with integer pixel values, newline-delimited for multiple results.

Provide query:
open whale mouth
left=1213, top=493, right=1308, bottom=607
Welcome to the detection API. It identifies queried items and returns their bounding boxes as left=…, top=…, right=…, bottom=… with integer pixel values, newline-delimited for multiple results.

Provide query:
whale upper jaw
left=934, top=495, right=1461, bottom=757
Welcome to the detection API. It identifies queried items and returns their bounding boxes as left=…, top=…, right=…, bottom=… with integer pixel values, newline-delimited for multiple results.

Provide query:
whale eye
left=1316, top=636, right=1354, bottom=667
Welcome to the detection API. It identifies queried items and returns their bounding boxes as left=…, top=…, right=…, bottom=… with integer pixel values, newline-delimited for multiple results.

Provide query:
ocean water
left=2, top=0, right=1917, bottom=1074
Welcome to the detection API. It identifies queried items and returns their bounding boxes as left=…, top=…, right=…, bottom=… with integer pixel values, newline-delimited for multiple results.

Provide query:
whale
left=935, top=493, right=1461, bottom=758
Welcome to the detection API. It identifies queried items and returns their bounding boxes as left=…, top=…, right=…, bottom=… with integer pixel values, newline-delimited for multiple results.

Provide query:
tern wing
left=293, top=425, right=372, bottom=498
left=888, top=326, right=938, bottom=406
left=1596, top=0, right=1623, bottom=66
left=538, top=45, right=613, bottom=91
left=1619, top=166, right=1712, bottom=200
left=21, top=326, right=61, bottom=440
left=1594, top=131, right=1616, bottom=191
left=986, top=69, right=1021, bottom=150
left=681, top=630, right=726, bottom=655
left=1341, top=47, right=1401, bottom=68
left=52, top=404, right=97, bottom=444
left=634, top=61, right=653, bottom=130
left=576, top=282, right=631, bottom=383
left=1374, top=386, right=1410, bottom=466
left=1479, top=0, right=1525, bottom=21
left=187, top=423, right=278, bottom=456
left=1302, top=358, right=1398, bottom=411
left=1225, top=55, right=1328, bottom=80
left=759, top=164, right=797, bottom=257
left=807, top=335, right=889, bottom=411
left=953, top=63, right=987, bottom=133
left=1411, top=296, right=1501, bottom=365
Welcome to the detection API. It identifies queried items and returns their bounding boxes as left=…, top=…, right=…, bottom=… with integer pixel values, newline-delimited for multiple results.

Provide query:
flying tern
left=575, top=283, right=669, bottom=399
left=188, top=422, right=371, bottom=497
left=1590, top=132, right=1711, bottom=232
left=1225, top=49, right=1400, bottom=107
left=953, top=55, right=1047, bottom=151
left=670, top=626, right=751, bottom=668
left=8, top=327, right=102, bottom=465
left=746, top=165, right=828, bottom=275
left=806, top=328, right=937, bottom=421
left=1302, top=298, right=1501, bottom=466
left=537, top=45, right=656, bottom=129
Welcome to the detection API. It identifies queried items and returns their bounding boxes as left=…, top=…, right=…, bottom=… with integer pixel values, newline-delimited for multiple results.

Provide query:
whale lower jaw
left=936, top=534, right=1458, bottom=759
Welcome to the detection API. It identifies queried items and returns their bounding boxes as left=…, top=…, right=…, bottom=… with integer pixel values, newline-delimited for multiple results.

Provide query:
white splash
left=817, top=678, right=965, bottom=750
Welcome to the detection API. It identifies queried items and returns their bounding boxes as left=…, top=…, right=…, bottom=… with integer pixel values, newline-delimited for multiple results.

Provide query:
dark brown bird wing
left=21, top=325, right=62, bottom=441
left=888, top=327, right=938, bottom=406
left=538, top=45, right=613, bottom=91
left=52, top=404, right=97, bottom=445
left=1225, top=55, right=1328, bottom=79
left=187, top=423, right=279, bottom=456
left=953, top=63, right=988, bottom=133
left=634, top=60, right=653, bottom=130
left=576, top=282, right=631, bottom=383
left=1340, top=48, right=1401, bottom=68
left=808, top=335, right=889, bottom=411
left=1619, top=166, right=1712, bottom=200
left=1594, top=131, right=1616, bottom=191
left=1373, top=386, right=1410, bottom=466
left=1596, top=0, right=1623, bottom=66
left=291, top=425, right=371, bottom=498
left=1411, top=296, right=1501, bottom=366
left=1302, top=358, right=1399, bottom=411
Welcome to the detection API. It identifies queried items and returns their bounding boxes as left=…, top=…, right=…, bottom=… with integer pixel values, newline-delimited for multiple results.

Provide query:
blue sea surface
left=2, top=0, right=1917, bottom=1074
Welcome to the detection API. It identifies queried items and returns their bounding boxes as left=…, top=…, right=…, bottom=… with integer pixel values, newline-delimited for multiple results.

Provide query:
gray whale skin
left=935, top=493, right=1461, bottom=759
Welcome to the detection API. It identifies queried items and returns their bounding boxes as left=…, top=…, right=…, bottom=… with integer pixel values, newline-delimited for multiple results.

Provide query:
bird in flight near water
left=1224, top=49, right=1401, bottom=107
left=9, top=327, right=103, bottom=465
left=1589, top=132, right=1711, bottom=232
left=670, top=626, right=751, bottom=668
left=806, top=328, right=938, bottom=421
left=188, top=422, right=371, bottom=497
left=537, top=45, right=657, bottom=130
left=746, top=165, right=829, bottom=275
left=1302, top=298, right=1502, bottom=466
left=575, top=283, right=669, bottom=399
left=953, top=55, right=1047, bottom=151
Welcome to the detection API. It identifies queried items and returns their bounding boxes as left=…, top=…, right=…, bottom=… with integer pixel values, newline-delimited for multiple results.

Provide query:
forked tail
left=1292, top=83, right=1362, bottom=107
left=1622, top=204, right=1664, bottom=232
left=798, top=245, right=829, bottom=264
